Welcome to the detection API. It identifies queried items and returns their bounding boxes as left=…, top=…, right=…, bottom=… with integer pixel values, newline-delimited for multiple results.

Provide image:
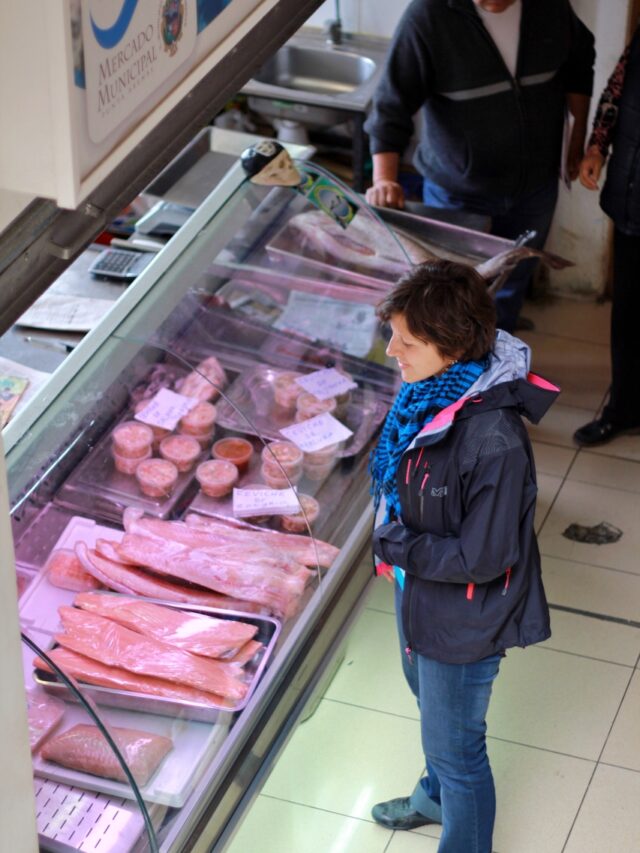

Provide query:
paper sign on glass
left=295, top=368, right=357, bottom=401
left=280, top=413, right=353, bottom=452
left=233, top=487, right=300, bottom=518
left=134, top=388, right=197, bottom=430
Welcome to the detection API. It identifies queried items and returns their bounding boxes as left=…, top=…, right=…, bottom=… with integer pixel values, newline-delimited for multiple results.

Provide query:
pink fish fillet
left=41, top=723, right=173, bottom=786
left=56, top=606, right=247, bottom=700
left=75, top=542, right=262, bottom=613
left=227, top=639, right=263, bottom=665
left=73, top=591, right=258, bottom=658
left=184, top=512, right=339, bottom=569
left=34, top=648, right=234, bottom=709
left=122, top=509, right=308, bottom=575
left=46, top=549, right=103, bottom=592
left=115, top=532, right=308, bottom=619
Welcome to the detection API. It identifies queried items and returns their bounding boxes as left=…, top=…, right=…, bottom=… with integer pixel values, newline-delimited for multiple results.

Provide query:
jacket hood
left=413, top=331, right=559, bottom=447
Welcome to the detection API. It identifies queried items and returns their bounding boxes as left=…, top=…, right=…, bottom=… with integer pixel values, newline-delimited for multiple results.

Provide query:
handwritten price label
left=233, top=487, right=300, bottom=517
left=280, top=412, right=353, bottom=452
left=134, top=388, right=198, bottom=430
left=295, top=367, right=357, bottom=400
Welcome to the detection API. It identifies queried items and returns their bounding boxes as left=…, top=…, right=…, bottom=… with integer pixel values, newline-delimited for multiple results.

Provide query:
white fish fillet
left=115, top=533, right=308, bottom=619
left=75, top=542, right=262, bottom=613
left=34, top=648, right=233, bottom=708
left=41, top=723, right=173, bottom=786
left=184, top=512, right=339, bottom=569
left=56, top=606, right=248, bottom=700
left=73, top=592, right=258, bottom=658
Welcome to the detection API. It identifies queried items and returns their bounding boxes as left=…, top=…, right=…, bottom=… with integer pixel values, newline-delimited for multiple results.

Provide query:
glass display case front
left=6, top=162, right=405, bottom=851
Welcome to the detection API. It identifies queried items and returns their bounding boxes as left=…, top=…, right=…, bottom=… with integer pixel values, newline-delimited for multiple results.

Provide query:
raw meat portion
left=76, top=542, right=262, bottom=613
left=26, top=690, right=65, bottom=751
left=184, top=512, right=339, bottom=569
left=227, top=639, right=263, bottom=665
left=56, top=607, right=248, bottom=700
left=122, top=509, right=310, bottom=576
left=177, top=356, right=227, bottom=401
left=34, top=648, right=234, bottom=708
left=287, top=210, right=412, bottom=277
left=115, top=533, right=308, bottom=619
left=73, top=592, right=258, bottom=658
left=46, top=549, right=103, bottom=593
left=41, top=723, right=173, bottom=786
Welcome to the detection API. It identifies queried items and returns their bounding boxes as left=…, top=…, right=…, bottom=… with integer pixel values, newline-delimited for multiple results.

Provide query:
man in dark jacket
left=364, top=0, right=595, bottom=332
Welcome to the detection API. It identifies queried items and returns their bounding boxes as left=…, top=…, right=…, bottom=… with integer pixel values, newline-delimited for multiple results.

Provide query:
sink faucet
left=324, top=0, right=343, bottom=46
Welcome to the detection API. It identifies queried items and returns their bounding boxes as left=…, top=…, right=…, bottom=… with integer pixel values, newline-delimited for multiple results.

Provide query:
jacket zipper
left=501, top=566, right=512, bottom=596
left=466, top=12, right=528, bottom=197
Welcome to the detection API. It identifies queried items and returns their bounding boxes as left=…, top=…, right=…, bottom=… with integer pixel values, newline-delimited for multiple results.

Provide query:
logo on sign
left=90, top=0, right=140, bottom=49
left=159, top=0, right=185, bottom=56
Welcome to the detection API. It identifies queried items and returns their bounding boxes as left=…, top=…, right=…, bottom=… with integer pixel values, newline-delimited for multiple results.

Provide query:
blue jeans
left=423, top=179, right=559, bottom=332
left=395, top=585, right=501, bottom=853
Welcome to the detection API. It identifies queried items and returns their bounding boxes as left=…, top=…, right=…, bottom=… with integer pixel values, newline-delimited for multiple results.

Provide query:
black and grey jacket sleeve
left=373, top=446, right=531, bottom=585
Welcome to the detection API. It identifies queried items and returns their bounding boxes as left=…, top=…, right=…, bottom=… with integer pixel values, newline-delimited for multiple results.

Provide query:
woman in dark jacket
left=574, top=25, right=640, bottom=445
left=370, top=260, right=557, bottom=852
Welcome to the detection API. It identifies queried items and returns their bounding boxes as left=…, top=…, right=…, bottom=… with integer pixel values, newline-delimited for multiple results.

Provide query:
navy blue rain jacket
left=373, top=373, right=558, bottom=664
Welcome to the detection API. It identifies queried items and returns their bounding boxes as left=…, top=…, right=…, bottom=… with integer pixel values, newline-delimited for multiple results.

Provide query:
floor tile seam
left=597, top=758, right=640, bottom=775
left=560, top=666, right=639, bottom=850
left=559, top=761, right=600, bottom=853
left=564, top=474, right=640, bottom=493
left=364, top=605, right=395, bottom=616
left=322, top=695, right=420, bottom=723
left=542, top=554, right=640, bottom=581
left=486, top=733, right=600, bottom=764
left=591, top=665, right=637, bottom=767
left=259, top=791, right=442, bottom=840
left=548, top=602, right=640, bottom=630
left=538, top=643, right=639, bottom=668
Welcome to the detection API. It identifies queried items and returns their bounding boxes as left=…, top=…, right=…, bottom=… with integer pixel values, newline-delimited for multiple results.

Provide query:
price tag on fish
left=233, top=487, right=301, bottom=518
left=134, top=388, right=198, bottom=431
left=295, top=368, right=357, bottom=401
left=280, top=413, right=353, bottom=452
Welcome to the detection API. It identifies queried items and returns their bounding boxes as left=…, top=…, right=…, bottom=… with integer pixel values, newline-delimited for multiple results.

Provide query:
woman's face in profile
left=386, top=313, right=451, bottom=383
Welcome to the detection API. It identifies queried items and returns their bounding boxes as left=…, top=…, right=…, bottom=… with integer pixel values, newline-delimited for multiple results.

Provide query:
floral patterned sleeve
left=588, top=46, right=630, bottom=157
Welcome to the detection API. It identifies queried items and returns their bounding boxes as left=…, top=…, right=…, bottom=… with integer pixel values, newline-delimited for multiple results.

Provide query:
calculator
left=88, top=248, right=155, bottom=281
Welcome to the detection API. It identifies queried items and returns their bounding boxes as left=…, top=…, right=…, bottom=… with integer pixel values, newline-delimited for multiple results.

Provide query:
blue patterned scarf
left=370, top=358, right=489, bottom=523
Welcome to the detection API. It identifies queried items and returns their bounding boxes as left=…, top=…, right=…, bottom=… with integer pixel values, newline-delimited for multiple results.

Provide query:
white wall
left=304, top=0, right=632, bottom=297
left=548, top=0, right=629, bottom=296
left=304, top=0, right=407, bottom=38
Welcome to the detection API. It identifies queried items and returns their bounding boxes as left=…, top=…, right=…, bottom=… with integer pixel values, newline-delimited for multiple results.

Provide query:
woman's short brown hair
left=377, top=260, right=496, bottom=361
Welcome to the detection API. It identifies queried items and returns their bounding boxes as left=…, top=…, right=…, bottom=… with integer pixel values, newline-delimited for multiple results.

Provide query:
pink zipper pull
left=466, top=582, right=475, bottom=600
left=502, top=567, right=512, bottom=596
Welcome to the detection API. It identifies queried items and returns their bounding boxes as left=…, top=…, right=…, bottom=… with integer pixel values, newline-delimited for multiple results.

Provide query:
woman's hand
left=365, top=179, right=406, bottom=209
left=579, top=147, right=606, bottom=190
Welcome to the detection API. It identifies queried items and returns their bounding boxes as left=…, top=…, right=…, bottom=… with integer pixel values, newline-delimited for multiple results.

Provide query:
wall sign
left=81, top=0, right=198, bottom=142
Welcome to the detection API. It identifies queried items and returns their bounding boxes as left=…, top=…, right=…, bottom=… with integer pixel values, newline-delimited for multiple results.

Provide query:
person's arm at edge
left=565, top=92, right=591, bottom=181
left=580, top=43, right=631, bottom=190
left=366, top=152, right=405, bottom=209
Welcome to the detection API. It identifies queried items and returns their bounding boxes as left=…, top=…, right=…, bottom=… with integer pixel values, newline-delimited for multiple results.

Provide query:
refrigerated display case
left=2, top=156, right=413, bottom=851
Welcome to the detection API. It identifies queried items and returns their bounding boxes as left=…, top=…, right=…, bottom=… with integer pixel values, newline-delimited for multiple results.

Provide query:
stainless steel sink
left=242, top=30, right=390, bottom=114
left=252, top=45, right=377, bottom=96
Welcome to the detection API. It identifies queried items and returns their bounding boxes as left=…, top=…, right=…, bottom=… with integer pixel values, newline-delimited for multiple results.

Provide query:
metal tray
left=32, top=596, right=281, bottom=724
left=214, top=364, right=388, bottom=457
left=55, top=421, right=206, bottom=525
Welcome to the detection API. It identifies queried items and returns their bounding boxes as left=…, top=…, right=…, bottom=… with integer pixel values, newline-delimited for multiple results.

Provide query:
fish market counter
left=2, top=161, right=413, bottom=852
